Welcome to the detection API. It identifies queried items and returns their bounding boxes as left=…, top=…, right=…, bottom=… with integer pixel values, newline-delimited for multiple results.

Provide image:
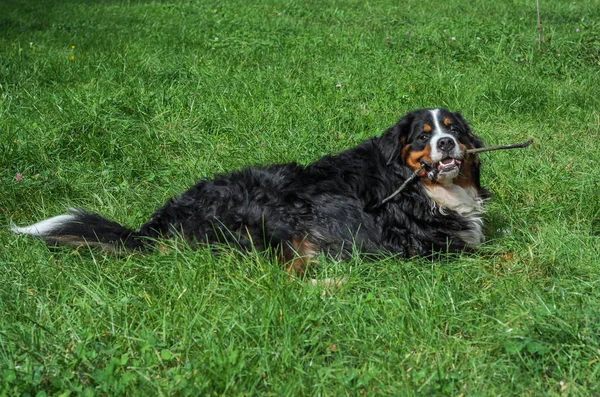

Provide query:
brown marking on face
left=402, top=144, right=434, bottom=185
left=454, top=158, right=477, bottom=189
left=457, top=142, right=469, bottom=153
left=282, top=237, right=318, bottom=275
left=443, top=117, right=451, bottom=126
left=423, top=124, right=432, bottom=133
left=453, top=143, right=478, bottom=189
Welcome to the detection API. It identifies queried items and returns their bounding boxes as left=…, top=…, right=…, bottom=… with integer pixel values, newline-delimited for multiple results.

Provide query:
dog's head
left=379, top=108, right=485, bottom=191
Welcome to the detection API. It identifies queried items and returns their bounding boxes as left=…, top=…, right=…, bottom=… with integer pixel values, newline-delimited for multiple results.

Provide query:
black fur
left=13, top=108, right=487, bottom=267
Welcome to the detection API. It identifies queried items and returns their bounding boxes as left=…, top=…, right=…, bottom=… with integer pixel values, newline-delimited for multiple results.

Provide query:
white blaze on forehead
left=429, top=108, right=460, bottom=162
left=430, top=108, right=444, bottom=136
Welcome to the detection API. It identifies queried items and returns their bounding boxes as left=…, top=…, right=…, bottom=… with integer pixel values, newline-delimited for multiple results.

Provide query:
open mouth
left=421, top=157, right=462, bottom=180
left=436, top=157, right=462, bottom=173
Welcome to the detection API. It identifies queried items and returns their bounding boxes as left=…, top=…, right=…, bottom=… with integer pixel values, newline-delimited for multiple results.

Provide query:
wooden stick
left=376, top=164, right=425, bottom=207
left=373, top=139, right=532, bottom=208
left=466, top=139, right=532, bottom=155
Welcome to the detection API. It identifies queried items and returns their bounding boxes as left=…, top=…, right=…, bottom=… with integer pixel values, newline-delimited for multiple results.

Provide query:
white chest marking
left=424, top=184, right=484, bottom=246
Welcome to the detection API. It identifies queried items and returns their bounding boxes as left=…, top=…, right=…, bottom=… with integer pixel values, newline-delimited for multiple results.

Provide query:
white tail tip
left=10, top=214, right=77, bottom=236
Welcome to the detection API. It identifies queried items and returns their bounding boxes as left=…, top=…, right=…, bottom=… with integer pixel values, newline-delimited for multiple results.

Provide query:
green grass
left=2, top=0, right=600, bottom=394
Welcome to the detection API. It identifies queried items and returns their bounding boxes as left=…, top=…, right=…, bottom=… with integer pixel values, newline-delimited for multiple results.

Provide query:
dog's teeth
left=437, top=159, right=459, bottom=170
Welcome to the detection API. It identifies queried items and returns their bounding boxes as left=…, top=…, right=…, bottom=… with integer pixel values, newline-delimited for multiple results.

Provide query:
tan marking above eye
left=443, top=118, right=451, bottom=126
left=423, top=124, right=432, bottom=133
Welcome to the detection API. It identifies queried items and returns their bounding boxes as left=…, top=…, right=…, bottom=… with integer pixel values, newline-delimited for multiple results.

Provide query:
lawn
left=1, top=0, right=600, bottom=394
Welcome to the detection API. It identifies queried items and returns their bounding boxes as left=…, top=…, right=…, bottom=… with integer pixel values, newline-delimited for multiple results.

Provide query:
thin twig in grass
left=536, top=0, right=543, bottom=50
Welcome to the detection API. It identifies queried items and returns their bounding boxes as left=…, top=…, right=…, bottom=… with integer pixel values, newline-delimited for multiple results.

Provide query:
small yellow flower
left=69, top=55, right=75, bottom=61
left=71, top=45, right=75, bottom=49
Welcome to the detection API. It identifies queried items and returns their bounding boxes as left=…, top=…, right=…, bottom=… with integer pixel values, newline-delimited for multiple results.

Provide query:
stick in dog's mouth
left=424, top=139, right=533, bottom=180
left=375, top=139, right=533, bottom=207
left=465, top=139, right=533, bottom=155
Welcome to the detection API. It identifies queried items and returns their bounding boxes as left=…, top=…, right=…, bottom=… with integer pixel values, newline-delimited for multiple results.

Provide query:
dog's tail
left=10, top=208, right=154, bottom=253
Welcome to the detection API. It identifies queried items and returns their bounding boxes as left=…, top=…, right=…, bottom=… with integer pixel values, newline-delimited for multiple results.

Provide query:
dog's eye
left=418, top=133, right=429, bottom=142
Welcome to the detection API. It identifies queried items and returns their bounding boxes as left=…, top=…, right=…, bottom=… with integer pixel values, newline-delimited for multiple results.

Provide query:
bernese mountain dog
left=11, top=108, right=488, bottom=274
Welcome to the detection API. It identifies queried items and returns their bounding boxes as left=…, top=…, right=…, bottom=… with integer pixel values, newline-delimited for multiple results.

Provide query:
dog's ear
left=453, top=112, right=489, bottom=197
left=378, top=112, right=415, bottom=165
left=454, top=111, right=484, bottom=149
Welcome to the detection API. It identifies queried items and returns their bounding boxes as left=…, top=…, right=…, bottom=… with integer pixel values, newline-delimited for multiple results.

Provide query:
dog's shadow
left=484, top=210, right=513, bottom=242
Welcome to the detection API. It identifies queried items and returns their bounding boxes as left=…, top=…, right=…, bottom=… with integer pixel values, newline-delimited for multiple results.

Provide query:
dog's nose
left=437, top=137, right=456, bottom=152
